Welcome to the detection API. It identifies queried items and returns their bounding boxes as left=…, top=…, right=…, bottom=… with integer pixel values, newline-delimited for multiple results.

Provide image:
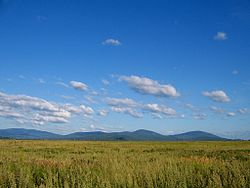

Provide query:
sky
left=0, top=0, right=250, bottom=138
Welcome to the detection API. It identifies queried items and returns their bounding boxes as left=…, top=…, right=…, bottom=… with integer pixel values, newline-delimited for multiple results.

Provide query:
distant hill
left=65, top=129, right=177, bottom=141
left=0, top=128, right=229, bottom=141
left=172, top=131, right=227, bottom=141
left=0, top=128, right=61, bottom=140
left=0, top=136, right=11, bottom=139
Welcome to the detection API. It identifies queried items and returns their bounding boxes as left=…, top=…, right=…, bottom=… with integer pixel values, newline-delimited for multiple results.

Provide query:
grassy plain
left=0, top=140, right=249, bottom=188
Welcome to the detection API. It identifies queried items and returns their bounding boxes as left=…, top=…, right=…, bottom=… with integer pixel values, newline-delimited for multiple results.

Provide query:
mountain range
left=0, top=128, right=230, bottom=141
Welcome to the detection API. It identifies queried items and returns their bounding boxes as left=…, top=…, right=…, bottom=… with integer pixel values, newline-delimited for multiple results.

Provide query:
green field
left=0, top=140, right=249, bottom=188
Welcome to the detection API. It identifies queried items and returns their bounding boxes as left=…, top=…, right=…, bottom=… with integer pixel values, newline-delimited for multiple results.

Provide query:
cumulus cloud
left=63, top=105, right=82, bottom=114
left=106, top=97, right=141, bottom=118
left=185, top=104, right=195, bottom=110
left=0, top=91, right=94, bottom=125
left=193, top=113, right=207, bottom=120
left=98, top=109, right=109, bottom=117
left=111, top=107, right=142, bottom=118
left=106, top=97, right=137, bottom=107
left=80, top=105, right=94, bottom=115
left=84, top=96, right=97, bottom=104
left=0, top=105, right=22, bottom=119
left=210, top=106, right=225, bottom=114
left=120, top=75, right=180, bottom=97
left=70, top=81, right=88, bottom=91
left=227, top=112, right=235, bottom=117
left=214, top=32, right=227, bottom=41
left=183, top=103, right=200, bottom=112
left=202, top=90, right=230, bottom=103
left=238, top=108, right=247, bottom=114
left=143, top=103, right=176, bottom=117
left=106, top=97, right=177, bottom=119
left=32, top=114, right=69, bottom=125
left=102, top=39, right=121, bottom=46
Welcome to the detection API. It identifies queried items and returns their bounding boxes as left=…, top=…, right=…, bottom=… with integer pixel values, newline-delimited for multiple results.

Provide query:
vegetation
left=0, top=140, right=249, bottom=188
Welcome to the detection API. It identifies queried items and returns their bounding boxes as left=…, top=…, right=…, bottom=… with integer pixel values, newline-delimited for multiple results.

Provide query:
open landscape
left=1, top=0, right=250, bottom=187
left=0, top=140, right=249, bottom=187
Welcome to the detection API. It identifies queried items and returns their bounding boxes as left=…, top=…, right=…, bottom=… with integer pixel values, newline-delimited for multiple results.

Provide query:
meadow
left=0, top=140, right=249, bottom=188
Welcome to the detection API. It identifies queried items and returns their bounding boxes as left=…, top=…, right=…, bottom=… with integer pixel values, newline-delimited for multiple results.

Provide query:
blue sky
left=0, top=0, right=250, bottom=138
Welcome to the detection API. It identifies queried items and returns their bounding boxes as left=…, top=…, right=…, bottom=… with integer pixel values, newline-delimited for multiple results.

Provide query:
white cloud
left=107, top=97, right=141, bottom=118
left=238, top=108, right=247, bottom=114
left=184, top=103, right=200, bottom=112
left=185, top=104, right=195, bottom=109
left=143, top=103, right=176, bottom=117
left=203, top=90, right=230, bottom=103
left=70, top=81, right=88, bottom=91
left=88, top=124, right=108, bottom=132
left=0, top=91, right=94, bottom=125
left=120, top=75, right=180, bottom=97
left=107, top=97, right=138, bottom=107
left=0, top=105, right=23, bottom=119
left=227, top=112, right=235, bottom=117
left=98, top=109, right=109, bottom=117
left=84, top=96, right=96, bottom=104
left=214, top=32, right=227, bottom=41
left=32, top=114, right=69, bottom=125
left=193, top=113, right=207, bottom=120
left=91, top=90, right=99, bottom=95
left=56, top=81, right=69, bottom=88
left=39, top=110, right=71, bottom=119
left=61, top=95, right=75, bottom=100
left=80, top=105, right=94, bottom=115
left=152, top=113, right=163, bottom=119
left=210, top=106, right=225, bottom=114
left=106, top=97, right=178, bottom=119
left=111, top=107, right=142, bottom=118
left=63, top=105, right=82, bottom=113
left=102, top=79, right=110, bottom=85
left=102, top=39, right=121, bottom=46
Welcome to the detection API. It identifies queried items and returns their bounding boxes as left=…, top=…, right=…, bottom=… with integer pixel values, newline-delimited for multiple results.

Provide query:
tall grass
left=0, top=140, right=249, bottom=187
